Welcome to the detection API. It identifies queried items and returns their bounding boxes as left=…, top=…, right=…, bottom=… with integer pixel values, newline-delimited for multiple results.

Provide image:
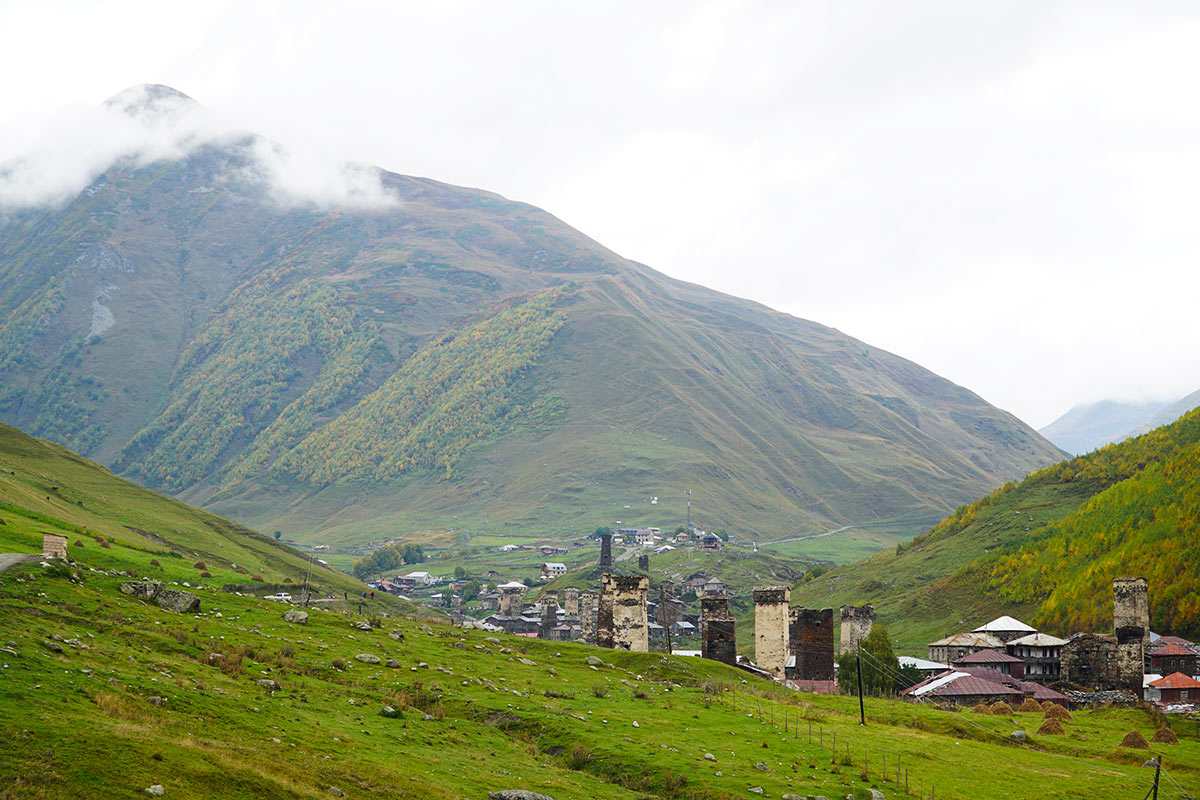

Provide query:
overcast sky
left=2, top=0, right=1199, bottom=428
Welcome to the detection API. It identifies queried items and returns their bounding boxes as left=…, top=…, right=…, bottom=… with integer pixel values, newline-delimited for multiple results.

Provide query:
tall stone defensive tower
left=580, top=590, right=599, bottom=643
left=790, top=607, right=835, bottom=680
left=753, top=586, right=791, bottom=678
left=599, top=533, right=613, bottom=569
left=498, top=583, right=525, bottom=617
left=839, top=604, right=874, bottom=654
left=701, top=595, right=737, bottom=664
left=562, top=586, right=581, bottom=619
left=598, top=574, right=649, bottom=651
left=540, top=590, right=559, bottom=637
left=1113, top=577, right=1149, bottom=692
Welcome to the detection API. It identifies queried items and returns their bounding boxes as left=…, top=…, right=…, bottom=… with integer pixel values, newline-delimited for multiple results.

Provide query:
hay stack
left=1151, top=726, right=1179, bottom=744
left=1037, top=718, right=1065, bottom=735
left=971, top=702, right=991, bottom=714
left=1043, top=704, right=1072, bottom=721
left=1018, top=698, right=1043, bottom=713
left=989, top=701, right=1014, bottom=715
left=1119, top=730, right=1150, bottom=749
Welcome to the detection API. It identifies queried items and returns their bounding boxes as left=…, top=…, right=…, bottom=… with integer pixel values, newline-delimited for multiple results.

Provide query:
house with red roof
left=1147, top=672, right=1200, bottom=705
left=952, top=649, right=1026, bottom=679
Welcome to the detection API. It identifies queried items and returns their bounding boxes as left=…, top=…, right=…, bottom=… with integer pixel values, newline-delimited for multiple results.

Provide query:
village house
left=1006, top=632, right=1067, bottom=683
left=1148, top=639, right=1200, bottom=677
left=634, top=528, right=656, bottom=548
left=972, top=615, right=1038, bottom=643
left=399, top=571, right=435, bottom=589
left=699, top=532, right=723, bottom=550
left=539, top=545, right=569, bottom=557
left=927, top=631, right=1004, bottom=663
left=540, top=562, right=567, bottom=578
left=951, top=649, right=1026, bottom=678
left=902, top=666, right=1068, bottom=707
left=898, top=656, right=951, bottom=680
left=1147, top=672, right=1200, bottom=705
left=701, top=577, right=727, bottom=596
left=674, top=531, right=692, bottom=544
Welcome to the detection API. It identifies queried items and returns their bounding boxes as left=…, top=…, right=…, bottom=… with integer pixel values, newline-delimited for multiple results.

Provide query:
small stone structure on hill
left=597, top=574, right=648, bottom=651
left=41, top=533, right=69, bottom=559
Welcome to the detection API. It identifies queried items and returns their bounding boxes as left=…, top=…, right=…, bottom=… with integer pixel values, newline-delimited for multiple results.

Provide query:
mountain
left=1122, top=387, right=1200, bottom=441
left=0, top=85, right=1064, bottom=548
left=1038, top=399, right=1171, bottom=455
left=0, top=421, right=376, bottom=601
left=794, top=406, right=1200, bottom=651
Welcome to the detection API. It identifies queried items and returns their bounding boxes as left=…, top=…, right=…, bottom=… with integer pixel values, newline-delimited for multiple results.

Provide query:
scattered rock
left=385, top=659, right=400, bottom=668
left=353, top=622, right=371, bottom=631
left=145, top=786, right=165, bottom=796
left=155, top=590, right=200, bottom=613
left=256, top=679, right=280, bottom=692
left=355, top=653, right=381, bottom=664
left=748, top=787, right=764, bottom=795
left=283, top=609, right=308, bottom=625
left=868, top=791, right=886, bottom=800
left=518, top=657, right=536, bottom=666
left=486, top=636, right=501, bottom=644
left=120, top=581, right=162, bottom=601
left=381, top=705, right=403, bottom=719
left=632, top=721, right=639, bottom=728
left=755, top=762, right=768, bottom=772
left=327, top=787, right=344, bottom=797
left=704, top=753, right=715, bottom=761
left=420, top=624, right=434, bottom=635
left=585, top=656, right=604, bottom=667
left=147, top=696, right=167, bottom=706
left=41, top=640, right=63, bottom=653
left=488, top=792, right=555, bottom=800
left=387, top=630, right=405, bottom=641
left=1009, top=730, right=1027, bottom=742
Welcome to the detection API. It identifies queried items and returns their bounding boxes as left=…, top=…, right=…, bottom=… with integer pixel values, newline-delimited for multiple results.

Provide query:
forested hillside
left=796, top=408, right=1200, bottom=649
left=0, top=85, right=1065, bottom=549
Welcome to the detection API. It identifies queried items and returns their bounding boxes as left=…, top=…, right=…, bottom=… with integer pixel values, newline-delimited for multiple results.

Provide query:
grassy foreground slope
left=0, top=423, right=376, bottom=603
left=795, top=408, right=1200, bottom=651
left=1, top=552, right=1195, bottom=799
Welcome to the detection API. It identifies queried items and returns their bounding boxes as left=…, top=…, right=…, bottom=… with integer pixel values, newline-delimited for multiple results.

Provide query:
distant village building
left=971, top=615, right=1037, bottom=643
left=951, top=649, right=1025, bottom=679
left=540, top=562, right=567, bottom=578
left=902, top=667, right=1068, bottom=707
left=927, top=631, right=1004, bottom=664
left=699, top=532, right=723, bottom=550
left=539, top=545, right=569, bottom=556
left=1149, top=638, right=1199, bottom=677
left=1148, top=672, right=1200, bottom=705
left=1007, top=632, right=1067, bottom=683
left=701, top=577, right=726, bottom=596
left=897, top=656, right=950, bottom=680
left=41, top=533, right=69, bottom=560
left=399, top=571, right=435, bottom=588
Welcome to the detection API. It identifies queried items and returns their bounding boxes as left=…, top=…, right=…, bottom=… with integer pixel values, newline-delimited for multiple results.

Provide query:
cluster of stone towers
left=749, top=587, right=872, bottom=680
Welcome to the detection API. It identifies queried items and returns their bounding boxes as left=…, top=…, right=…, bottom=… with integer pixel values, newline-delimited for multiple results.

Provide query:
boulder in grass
left=156, top=589, right=200, bottom=613
left=488, top=792, right=555, bottom=800
left=120, top=581, right=163, bottom=601
left=1119, top=730, right=1150, bottom=749
left=283, top=609, right=309, bottom=625
left=355, top=653, right=381, bottom=664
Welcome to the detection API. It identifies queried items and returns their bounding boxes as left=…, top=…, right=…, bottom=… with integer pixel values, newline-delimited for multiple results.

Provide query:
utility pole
left=302, top=550, right=315, bottom=608
left=1152, top=755, right=1161, bottom=800
left=685, top=489, right=692, bottom=529
left=856, top=641, right=866, bottom=726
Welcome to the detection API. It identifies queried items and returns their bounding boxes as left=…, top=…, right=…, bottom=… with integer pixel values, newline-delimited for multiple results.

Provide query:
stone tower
left=598, top=574, right=649, bottom=651
left=540, top=591, right=559, bottom=637
left=599, top=533, right=613, bottom=569
left=498, top=584, right=525, bottom=617
left=638, top=554, right=650, bottom=571
left=790, top=607, right=835, bottom=680
left=753, top=587, right=791, bottom=678
left=701, top=595, right=737, bottom=664
left=562, top=586, right=581, bottom=619
left=839, top=604, right=874, bottom=654
left=580, top=590, right=599, bottom=643
left=1113, top=577, right=1149, bottom=692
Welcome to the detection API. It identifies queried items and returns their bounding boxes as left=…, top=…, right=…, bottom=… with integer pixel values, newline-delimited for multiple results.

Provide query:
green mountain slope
left=795, top=407, right=1200, bottom=650
left=1, top=486, right=1193, bottom=798
left=0, top=422, right=377, bottom=602
left=0, top=86, right=1064, bottom=550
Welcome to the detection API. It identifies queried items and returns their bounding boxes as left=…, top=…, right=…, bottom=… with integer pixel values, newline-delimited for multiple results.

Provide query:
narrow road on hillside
left=765, top=525, right=857, bottom=546
left=0, top=554, right=41, bottom=573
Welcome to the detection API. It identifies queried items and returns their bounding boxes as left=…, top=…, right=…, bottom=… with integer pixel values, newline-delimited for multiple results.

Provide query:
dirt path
left=0, top=554, right=41, bottom=573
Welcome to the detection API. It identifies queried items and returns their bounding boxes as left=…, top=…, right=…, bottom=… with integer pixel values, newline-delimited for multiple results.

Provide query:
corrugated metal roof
left=1008, top=632, right=1068, bottom=647
left=1150, top=641, right=1196, bottom=657
left=1149, top=672, right=1200, bottom=689
left=954, top=649, right=1024, bottom=664
left=927, top=674, right=1025, bottom=697
left=927, top=631, right=1004, bottom=648
left=972, top=616, right=1036, bottom=633
left=898, top=656, right=950, bottom=671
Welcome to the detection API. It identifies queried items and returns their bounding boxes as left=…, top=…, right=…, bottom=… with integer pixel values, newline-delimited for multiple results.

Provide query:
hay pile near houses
left=1119, top=730, right=1149, bottom=749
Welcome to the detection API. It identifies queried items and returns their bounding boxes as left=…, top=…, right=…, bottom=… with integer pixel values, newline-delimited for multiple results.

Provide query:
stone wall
left=753, top=587, right=790, bottom=677
left=1113, top=577, right=1148, bottom=693
left=598, top=574, right=649, bottom=651
left=599, top=534, right=613, bottom=569
left=1061, top=632, right=1120, bottom=689
left=839, top=604, right=874, bottom=654
left=701, top=596, right=737, bottom=664
left=41, top=533, right=69, bottom=559
left=790, top=607, right=835, bottom=680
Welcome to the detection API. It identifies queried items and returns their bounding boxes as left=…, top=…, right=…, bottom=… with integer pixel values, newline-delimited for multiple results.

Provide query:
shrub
left=332, top=658, right=347, bottom=671
left=250, top=574, right=264, bottom=582
left=235, top=567, right=248, bottom=574
left=591, top=684, right=610, bottom=698
left=199, top=571, right=212, bottom=578
left=149, top=559, right=160, bottom=567
left=565, top=744, right=592, bottom=770
left=193, top=561, right=207, bottom=570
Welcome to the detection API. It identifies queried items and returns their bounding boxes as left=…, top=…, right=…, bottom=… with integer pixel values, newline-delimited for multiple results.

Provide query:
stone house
left=1148, top=640, right=1199, bottom=677
left=927, top=631, right=1004, bottom=664
left=1060, top=632, right=1120, bottom=689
